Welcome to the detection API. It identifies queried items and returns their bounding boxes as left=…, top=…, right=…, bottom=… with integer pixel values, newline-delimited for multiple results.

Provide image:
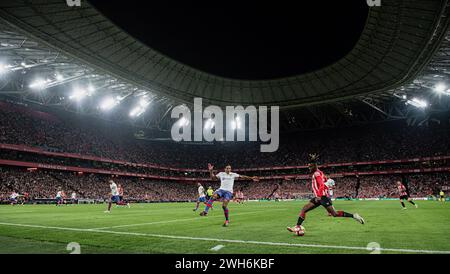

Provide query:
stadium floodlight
left=179, top=117, right=190, bottom=126
left=55, top=73, right=64, bottom=81
left=230, top=120, right=237, bottom=130
left=139, top=98, right=149, bottom=107
left=29, top=78, right=47, bottom=90
left=69, top=88, right=88, bottom=101
left=406, top=98, right=428, bottom=109
left=230, top=117, right=241, bottom=130
left=99, top=97, right=119, bottom=111
left=434, top=83, right=450, bottom=95
left=87, top=85, right=96, bottom=95
left=116, top=95, right=126, bottom=101
left=129, top=106, right=143, bottom=117
left=434, top=83, right=447, bottom=93
left=129, top=99, right=150, bottom=117
left=0, top=63, right=7, bottom=74
left=204, top=119, right=215, bottom=130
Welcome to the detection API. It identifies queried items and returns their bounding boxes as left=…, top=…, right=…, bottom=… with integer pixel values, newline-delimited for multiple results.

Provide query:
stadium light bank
left=171, top=98, right=279, bottom=153
left=66, top=0, right=81, bottom=7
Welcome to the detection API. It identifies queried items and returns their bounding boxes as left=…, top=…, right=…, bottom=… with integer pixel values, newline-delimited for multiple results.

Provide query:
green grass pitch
left=0, top=200, right=449, bottom=254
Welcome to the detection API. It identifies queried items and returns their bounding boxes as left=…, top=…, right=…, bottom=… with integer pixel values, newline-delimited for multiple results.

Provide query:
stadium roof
left=0, top=0, right=448, bottom=108
left=0, top=1, right=449, bottom=131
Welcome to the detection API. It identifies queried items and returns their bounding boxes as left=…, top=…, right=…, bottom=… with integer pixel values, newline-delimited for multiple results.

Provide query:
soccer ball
left=326, top=179, right=335, bottom=187
left=294, top=225, right=305, bottom=236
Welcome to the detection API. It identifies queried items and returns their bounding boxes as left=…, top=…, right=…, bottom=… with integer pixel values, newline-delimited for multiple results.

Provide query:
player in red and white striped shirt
left=397, top=181, right=418, bottom=210
left=288, top=155, right=364, bottom=236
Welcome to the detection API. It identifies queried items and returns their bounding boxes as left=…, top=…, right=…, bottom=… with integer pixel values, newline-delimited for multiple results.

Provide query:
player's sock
left=222, top=206, right=229, bottom=221
left=401, top=202, right=405, bottom=208
left=336, top=211, right=353, bottom=218
left=297, top=211, right=306, bottom=226
left=204, top=198, right=214, bottom=213
left=409, top=200, right=416, bottom=206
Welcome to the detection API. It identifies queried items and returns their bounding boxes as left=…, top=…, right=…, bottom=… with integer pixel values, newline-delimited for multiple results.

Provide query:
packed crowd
left=0, top=168, right=201, bottom=202
left=1, top=101, right=450, bottom=170
left=1, top=100, right=449, bottom=203
left=0, top=167, right=447, bottom=203
left=356, top=174, right=445, bottom=198
left=1, top=149, right=447, bottom=180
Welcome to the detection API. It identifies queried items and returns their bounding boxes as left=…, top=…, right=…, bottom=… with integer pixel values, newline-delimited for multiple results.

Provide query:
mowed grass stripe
left=93, top=208, right=288, bottom=230
left=1, top=201, right=449, bottom=253
left=0, top=221, right=449, bottom=254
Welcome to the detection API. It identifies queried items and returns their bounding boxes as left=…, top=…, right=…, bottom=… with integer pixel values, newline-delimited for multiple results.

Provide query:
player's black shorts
left=310, top=196, right=333, bottom=207
left=399, top=195, right=409, bottom=200
left=440, top=195, right=445, bottom=199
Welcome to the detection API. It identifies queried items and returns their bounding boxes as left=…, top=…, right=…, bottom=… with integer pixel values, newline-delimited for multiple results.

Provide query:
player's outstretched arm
left=208, top=163, right=218, bottom=181
left=239, top=175, right=259, bottom=182
left=309, top=153, right=320, bottom=162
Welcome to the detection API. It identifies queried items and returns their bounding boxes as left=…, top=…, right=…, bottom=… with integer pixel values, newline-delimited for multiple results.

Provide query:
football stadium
left=0, top=0, right=450, bottom=259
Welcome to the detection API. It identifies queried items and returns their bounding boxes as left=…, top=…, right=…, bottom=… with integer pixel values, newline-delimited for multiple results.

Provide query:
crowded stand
left=0, top=167, right=447, bottom=203
left=1, top=100, right=449, bottom=202
left=1, top=101, right=450, bottom=169
left=0, top=168, right=203, bottom=203
left=0, top=148, right=448, bottom=178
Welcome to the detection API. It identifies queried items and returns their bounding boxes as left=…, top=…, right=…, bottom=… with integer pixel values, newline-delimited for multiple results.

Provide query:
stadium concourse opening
left=0, top=0, right=450, bottom=261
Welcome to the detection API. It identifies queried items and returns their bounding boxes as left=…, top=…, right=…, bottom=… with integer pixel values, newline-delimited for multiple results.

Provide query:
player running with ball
left=200, top=164, right=258, bottom=227
left=287, top=154, right=364, bottom=236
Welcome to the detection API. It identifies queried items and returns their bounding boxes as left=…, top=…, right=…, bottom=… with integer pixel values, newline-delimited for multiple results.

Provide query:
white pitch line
left=0, top=221, right=449, bottom=254
left=210, top=245, right=225, bottom=251
left=92, top=209, right=287, bottom=230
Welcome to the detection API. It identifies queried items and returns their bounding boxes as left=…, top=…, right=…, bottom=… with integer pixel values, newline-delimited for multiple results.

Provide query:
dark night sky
left=89, top=0, right=368, bottom=80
